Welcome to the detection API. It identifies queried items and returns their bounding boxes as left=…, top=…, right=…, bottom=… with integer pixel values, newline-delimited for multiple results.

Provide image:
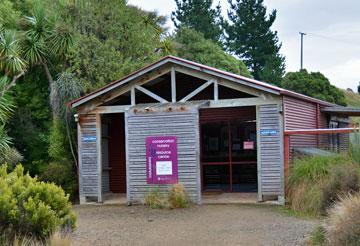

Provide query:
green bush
left=325, top=193, right=360, bottom=246
left=168, top=183, right=188, bottom=209
left=144, top=188, right=168, bottom=209
left=0, top=164, right=76, bottom=241
left=288, top=155, right=360, bottom=216
left=39, top=161, right=77, bottom=201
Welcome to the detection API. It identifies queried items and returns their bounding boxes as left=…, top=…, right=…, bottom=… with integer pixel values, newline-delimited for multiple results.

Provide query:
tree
left=173, top=28, right=251, bottom=77
left=225, top=0, right=285, bottom=85
left=171, top=0, right=223, bottom=43
left=68, top=2, right=167, bottom=92
left=282, top=70, right=346, bottom=106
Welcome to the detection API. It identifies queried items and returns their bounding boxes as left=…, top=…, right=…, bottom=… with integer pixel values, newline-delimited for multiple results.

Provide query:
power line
left=307, top=32, right=360, bottom=47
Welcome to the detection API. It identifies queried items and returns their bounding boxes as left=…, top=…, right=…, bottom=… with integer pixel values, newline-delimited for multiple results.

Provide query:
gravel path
left=72, top=204, right=318, bottom=246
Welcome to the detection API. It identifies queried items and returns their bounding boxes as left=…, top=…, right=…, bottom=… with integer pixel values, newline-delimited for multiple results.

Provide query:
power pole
left=299, top=32, right=306, bottom=70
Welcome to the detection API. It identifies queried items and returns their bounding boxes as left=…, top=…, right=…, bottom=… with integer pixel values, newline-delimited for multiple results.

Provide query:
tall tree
left=225, top=0, right=285, bottom=85
left=171, top=0, right=223, bottom=43
left=173, top=28, right=251, bottom=77
left=282, top=70, right=346, bottom=106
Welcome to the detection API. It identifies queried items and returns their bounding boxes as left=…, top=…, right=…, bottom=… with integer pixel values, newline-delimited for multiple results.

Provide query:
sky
left=128, top=0, right=360, bottom=91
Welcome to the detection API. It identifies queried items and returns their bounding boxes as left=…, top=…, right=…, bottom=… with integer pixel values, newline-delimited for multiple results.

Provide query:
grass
left=275, top=206, right=321, bottom=219
left=144, top=183, right=190, bottom=209
left=1, top=232, right=71, bottom=246
left=309, top=226, right=327, bottom=246
left=287, top=154, right=360, bottom=217
left=343, top=89, right=360, bottom=107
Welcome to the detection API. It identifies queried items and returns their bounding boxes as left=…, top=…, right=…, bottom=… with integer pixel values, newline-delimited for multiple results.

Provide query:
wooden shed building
left=70, top=56, right=358, bottom=205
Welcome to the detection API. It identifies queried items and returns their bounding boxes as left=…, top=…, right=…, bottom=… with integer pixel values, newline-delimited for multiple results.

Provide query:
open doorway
left=101, top=113, right=127, bottom=202
left=200, top=107, right=257, bottom=193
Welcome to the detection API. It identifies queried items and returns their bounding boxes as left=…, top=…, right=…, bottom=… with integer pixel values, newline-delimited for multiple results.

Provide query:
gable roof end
left=69, top=55, right=335, bottom=108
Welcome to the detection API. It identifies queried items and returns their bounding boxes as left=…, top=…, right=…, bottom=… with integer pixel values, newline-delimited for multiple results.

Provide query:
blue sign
left=260, top=129, right=278, bottom=136
left=83, top=136, right=97, bottom=142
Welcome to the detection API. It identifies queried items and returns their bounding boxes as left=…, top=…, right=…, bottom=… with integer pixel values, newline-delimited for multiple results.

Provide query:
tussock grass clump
left=325, top=193, right=360, bottom=246
left=144, top=183, right=190, bottom=209
left=168, top=183, right=189, bottom=209
left=144, top=188, right=168, bottom=209
left=309, top=226, right=326, bottom=246
left=288, top=155, right=360, bottom=216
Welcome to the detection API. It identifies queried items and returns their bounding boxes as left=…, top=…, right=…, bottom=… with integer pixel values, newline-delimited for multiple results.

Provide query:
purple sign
left=146, top=136, right=178, bottom=184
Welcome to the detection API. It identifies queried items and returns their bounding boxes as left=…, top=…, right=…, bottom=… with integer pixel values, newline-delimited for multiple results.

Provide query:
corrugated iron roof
left=321, top=106, right=360, bottom=116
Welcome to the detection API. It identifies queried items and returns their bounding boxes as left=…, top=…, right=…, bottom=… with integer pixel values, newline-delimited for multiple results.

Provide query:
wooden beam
left=171, top=66, right=176, bottom=103
left=180, top=80, right=214, bottom=102
left=135, top=85, right=168, bottom=103
left=131, top=86, right=135, bottom=105
left=206, top=97, right=280, bottom=108
left=214, top=79, right=218, bottom=101
left=217, top=79, right=265, bottom=97
left=89, top=105, right=131, bottom=114
left=174, top=65, right=214, bottom=81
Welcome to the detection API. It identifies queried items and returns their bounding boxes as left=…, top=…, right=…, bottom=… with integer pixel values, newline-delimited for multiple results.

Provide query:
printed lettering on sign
left=146, top=136, right=178, bottom=184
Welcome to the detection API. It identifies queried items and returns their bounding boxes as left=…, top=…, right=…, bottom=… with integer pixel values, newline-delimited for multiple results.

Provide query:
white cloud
left=322, top=58, right=360, bottom=90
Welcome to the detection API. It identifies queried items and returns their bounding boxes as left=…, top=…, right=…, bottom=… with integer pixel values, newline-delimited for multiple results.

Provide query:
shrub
left=168, top=183, right=188, bottom=209
left=288, top=155, right=360, bottom=216
left=39, top=161, right=77, bottom=201
left=144, top=188, right=168, bottom=209
left=0, top=147, right=23, bottom=166
left=0, top=164, right=76, bottom=241
left=325, top=193, right=360, bottom=246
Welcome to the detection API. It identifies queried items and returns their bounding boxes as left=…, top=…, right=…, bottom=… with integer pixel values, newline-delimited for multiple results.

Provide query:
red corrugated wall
left=283, top=96, right=321, bottom=148
left=108, top=114, right=126, bottom=193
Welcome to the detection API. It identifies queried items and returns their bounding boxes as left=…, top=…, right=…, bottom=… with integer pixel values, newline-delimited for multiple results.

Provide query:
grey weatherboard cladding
left=78, top=114, right=99, bottom=198
left=126, top=109, right=201, bottom=204
left=258, top=104, right=284, bottom=196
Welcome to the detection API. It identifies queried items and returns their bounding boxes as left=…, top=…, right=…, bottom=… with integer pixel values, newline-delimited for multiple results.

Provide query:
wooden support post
left=131, top=86, right=135, bottom=106
left=96, top=114, right=103, bottom=203
left=214, top=79, right=218, bottom=101
left=171, top=66, right=176, bottom=103
left=284, top=134, right=290, bottom=197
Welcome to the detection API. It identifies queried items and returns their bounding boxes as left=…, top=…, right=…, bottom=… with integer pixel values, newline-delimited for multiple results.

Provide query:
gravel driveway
left=72, top=204, right=318, bottom=246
